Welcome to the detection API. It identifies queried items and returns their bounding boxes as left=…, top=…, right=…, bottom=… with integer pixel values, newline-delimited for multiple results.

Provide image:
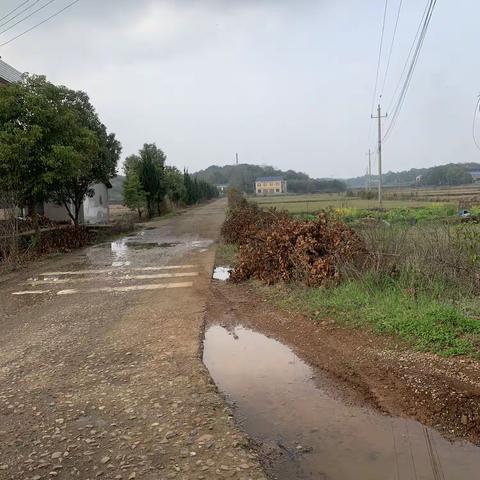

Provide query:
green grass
left=215, top=240, right=238, bottom=266
left=329, top=203, right=458, bottom=224
left=251, top=194, right=457, bottom=218
left=260, top=277, right=480, bottom=357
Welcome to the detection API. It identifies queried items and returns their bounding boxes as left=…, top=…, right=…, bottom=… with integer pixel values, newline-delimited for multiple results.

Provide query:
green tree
left=0, top=75, right=121, bottom=230
left=0, top=75, right=67, bottom=237
left=125, top=144, right=166, bottom=218
left=123, top=172, right=147, bottom=218
left=165, top=166, right=187, bottom=204
left=47, top=89, right=121, bottom=225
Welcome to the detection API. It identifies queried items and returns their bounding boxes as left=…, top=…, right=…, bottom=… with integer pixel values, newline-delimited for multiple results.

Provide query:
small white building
left=43, top=183, right=111, bottom=225
left=216, top=184, right=229, bottom=196
left=470, top=171, right=480, bottom=183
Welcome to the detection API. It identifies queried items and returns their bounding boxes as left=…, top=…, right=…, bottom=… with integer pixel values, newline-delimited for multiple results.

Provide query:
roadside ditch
left=203, top=267, right=480, bottom=479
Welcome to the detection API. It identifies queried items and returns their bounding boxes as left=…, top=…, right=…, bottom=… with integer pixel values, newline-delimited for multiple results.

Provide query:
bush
left=355, top=223, right=480, bottom=296
left=221, top=200, right=287, bottom=245
left=222, top=200, right=366, bottom=286
left=226, top=186, right=244, bottom=209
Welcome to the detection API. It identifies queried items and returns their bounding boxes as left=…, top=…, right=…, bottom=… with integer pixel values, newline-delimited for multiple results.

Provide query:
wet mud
left=203, top=324, right=480, bottom=479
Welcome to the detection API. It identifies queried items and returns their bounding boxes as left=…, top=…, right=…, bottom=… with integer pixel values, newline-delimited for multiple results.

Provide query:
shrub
left=223, top=201, right=366, bottom=286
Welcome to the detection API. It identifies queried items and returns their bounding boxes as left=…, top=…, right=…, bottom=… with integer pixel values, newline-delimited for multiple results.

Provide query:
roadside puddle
left=203, top=324, right=480, bottom=480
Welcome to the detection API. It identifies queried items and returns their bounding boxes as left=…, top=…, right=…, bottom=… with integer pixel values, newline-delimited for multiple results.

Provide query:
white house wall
left=43, top=184, right=110, bottom=225
left=82, top=184, right=109, bottom=224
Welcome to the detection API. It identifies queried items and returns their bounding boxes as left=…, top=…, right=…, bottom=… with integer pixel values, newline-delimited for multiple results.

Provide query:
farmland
left=252, top=193, right=445, bottom=212
left=251, top=185, right=480, bottom=221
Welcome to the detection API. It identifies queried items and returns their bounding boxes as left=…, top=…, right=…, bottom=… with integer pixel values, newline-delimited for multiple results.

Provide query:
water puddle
left=203, top=325, right=480, bottom=480
left=213, top=266, right=231, bottom=281
left=126, top=242, right=162, bottom=250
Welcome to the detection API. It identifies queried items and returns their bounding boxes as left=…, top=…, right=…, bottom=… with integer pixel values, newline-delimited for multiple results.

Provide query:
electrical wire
left=0, top=0, right=56, bottom=36
left=0, top=0, right=32, bottom=24
left=0, top=0, right=42, bottom=30
left=380, top=0, right=403, bottom=97
left=0, top=0, right=80, bottom=47
left=367, top=0, right=389, bottom=153
left=472, top=95, right=480, bottom=151
left=383, top=0, right=437, bottom=142
left=370, top=0, right=389, bottom=116
left=385, top=0, right=431, bottom=115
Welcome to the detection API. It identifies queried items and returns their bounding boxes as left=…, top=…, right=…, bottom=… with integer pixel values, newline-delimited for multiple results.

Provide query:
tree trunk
left=30, top=202, right=41, bottom=248
left=74, top=203, right=81, bottom=228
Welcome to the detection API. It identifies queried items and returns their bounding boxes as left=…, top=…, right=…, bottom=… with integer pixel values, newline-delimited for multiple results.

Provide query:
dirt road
left=0, top=200, right=266, bottom=480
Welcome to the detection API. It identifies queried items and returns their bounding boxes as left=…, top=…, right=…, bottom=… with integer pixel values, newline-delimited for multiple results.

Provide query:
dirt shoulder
left=207, top=280, right=480, bottom=446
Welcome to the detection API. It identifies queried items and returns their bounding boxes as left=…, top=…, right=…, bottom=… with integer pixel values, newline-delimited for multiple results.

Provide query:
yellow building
left=255, top=177, right=287, bottom=196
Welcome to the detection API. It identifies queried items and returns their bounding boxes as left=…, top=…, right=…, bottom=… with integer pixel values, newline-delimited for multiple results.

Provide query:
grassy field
left=378, top=184, right=480, bottom=203
left=252, top=194, right=448, bottom=212
left=250, top=191, right=480, bottom=223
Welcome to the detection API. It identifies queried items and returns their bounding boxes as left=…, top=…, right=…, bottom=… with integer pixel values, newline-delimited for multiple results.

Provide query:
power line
left=380, top=0, right=403, bottom=97
left=370, top=0, right=389, bottom=116
left=0, top=0, right=32, bottom=24
left=0, top=0, right=56, bottom=36
left=0, top=0, right=43, bottom=30
left=383, top=0, right=437, bottom=142
left=367, top=0, right=389, bottom=150
left=385, top=0, right=431, bottom=114
left=0, top=0, right=80, bottom=47
left=472, top=95, right=480, bottom=151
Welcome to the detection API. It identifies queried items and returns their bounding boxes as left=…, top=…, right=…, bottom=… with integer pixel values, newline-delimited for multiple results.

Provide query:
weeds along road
left=0, top=198, right=266, bottom=480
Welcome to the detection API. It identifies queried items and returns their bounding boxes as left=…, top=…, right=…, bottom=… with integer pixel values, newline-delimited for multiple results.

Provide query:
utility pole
left=365, top=149, right=372, bottom=192
left=371, top=104, right=387, bottom=208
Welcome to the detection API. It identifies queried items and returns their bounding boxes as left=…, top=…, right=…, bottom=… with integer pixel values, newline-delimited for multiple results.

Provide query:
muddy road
left=0, top=200, right=266, bottom=480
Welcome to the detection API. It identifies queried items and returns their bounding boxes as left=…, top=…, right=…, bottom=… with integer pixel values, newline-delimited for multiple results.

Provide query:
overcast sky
left=1, top=0, right=479, bottom=178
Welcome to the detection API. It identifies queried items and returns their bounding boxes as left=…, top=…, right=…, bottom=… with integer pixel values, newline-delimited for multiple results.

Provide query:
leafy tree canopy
left=0, top=75, right=121, bottom=226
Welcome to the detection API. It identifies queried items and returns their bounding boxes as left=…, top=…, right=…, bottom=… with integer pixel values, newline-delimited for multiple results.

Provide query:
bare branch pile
left=223, top=201, right=366, bottom=286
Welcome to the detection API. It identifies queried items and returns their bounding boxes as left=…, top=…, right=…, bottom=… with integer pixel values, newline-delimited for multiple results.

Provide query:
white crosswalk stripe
left=24, top=272, right=199, bottom=286
left=40, top=265, right=197, bottom=276
left=57, top=282, right=193, bottom=295
left=12, top=290, right=50, bottom=296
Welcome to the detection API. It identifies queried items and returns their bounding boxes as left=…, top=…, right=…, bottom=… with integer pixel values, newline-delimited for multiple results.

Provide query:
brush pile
left=223, top=200, right=366, bottom=286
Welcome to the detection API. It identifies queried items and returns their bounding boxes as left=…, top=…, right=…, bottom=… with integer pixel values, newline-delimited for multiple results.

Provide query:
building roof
left=470, top=171, right=480, bottom=177
left=0, top=58, right=23, bottom=84
left=256, top=176, right=284, bottom=182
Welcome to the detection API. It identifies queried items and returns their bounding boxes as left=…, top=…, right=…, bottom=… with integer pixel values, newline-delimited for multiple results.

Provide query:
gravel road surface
left=0, top=199, right=266, bottom=480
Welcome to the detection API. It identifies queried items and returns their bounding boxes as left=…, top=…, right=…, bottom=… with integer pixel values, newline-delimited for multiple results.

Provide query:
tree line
left=194, top=163, right=347, bottom=194
left=347, top=163, right=478, bottom=188
left=0, top=75, right=121, bottom=230
left=123, top=144, right=218, bottom=218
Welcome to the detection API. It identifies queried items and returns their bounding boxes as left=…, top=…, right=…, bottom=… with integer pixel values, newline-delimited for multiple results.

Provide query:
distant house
left=43, top=183, right=112, bottom=225
left=470, top=171, right=480, bottom=183
left=255, top=177, right=287, bottom=195
left=0, top=58, right=23, bottom=85
left=216, top=184, right=229, bottom=196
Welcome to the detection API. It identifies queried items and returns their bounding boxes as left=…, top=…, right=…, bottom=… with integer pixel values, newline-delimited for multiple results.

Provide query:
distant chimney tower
left=235, top=153, right=239, bottom=165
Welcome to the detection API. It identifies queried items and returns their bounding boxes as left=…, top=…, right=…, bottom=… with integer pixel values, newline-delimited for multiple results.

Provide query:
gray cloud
left=1, top=0, right=478, bottom=178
